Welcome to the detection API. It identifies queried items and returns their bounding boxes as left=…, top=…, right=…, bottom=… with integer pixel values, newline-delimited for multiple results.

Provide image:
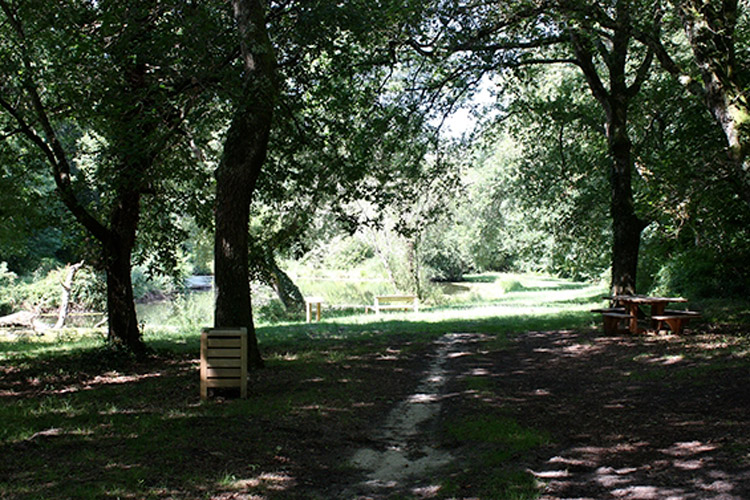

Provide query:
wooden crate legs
left=200, top=327, right=248, bottom=400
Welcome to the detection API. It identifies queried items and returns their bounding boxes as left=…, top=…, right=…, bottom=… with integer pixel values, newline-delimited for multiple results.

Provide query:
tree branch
left=634, top=29, right=705, bottom=98
left=568, top=31, right=610, bottom=108
left=627, top=46, right=654, bottom=98
left=0, top=0, right=109, bottom=242
left=449, top=33, right=568, bottom=54
left=508, top=56, right=578, bottom=67
left=0, top=126, right=23, bottom=141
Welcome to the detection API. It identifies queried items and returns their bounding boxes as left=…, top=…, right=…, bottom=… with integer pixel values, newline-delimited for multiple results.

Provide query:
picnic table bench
left=593, top=296, right=701, bottom=335
left=590, top=307, right=631, bottom=334
left=651, top=309, right=702, bottom=335
left=365, top=295, right=419, bottom=314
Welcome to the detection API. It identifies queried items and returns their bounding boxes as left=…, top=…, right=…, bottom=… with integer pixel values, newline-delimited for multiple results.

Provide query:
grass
left=447, top=414, right=550, bottom=464
left=439, top=390, right=551, bottom=499
left=442, top=470, right=540, bottom=500
left=2, top=272, right=749, bottom=499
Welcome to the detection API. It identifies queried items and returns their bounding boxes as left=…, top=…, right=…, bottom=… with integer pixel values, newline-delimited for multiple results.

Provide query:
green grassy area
left=2, top=273, right=749, bottom=499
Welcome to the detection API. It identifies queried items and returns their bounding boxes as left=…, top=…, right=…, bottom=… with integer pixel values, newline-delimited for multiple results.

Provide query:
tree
left=637, top=0, right=750, bottom=203
left=213, top=0, right=278, bottom=368
left=475, top=66, right=613, bottom=280
left=558, top=2, right=654, bottom=294
left=0, top=1, right=230, bottom=355
left=397, top=0, right=662, bottom=294
left=213, top=0, right=438, bottom=335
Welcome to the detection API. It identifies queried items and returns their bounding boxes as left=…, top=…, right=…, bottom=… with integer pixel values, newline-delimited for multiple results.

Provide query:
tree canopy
left=1, top=0, right=749, bottom=357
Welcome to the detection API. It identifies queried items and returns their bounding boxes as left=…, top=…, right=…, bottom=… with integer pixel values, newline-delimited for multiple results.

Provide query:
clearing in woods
left=1, top=277, right=749, bottom=499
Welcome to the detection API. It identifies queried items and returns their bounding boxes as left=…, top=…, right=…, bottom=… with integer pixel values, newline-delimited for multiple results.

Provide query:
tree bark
left=265, top=253, right=305, bottom=313
left=407, top=236, right=423, bottom=299
left=677, top=0, right=750, bottom=200
left=214, top=0, right=277, bottom=369
left=54, top=260, right=84, bottom=329
left=568, top=4, right=649, bottom=295
left=607, top=110, right=647, bottom=296
left=103, top=190, right=146, bottom=356
left=104, top=249, right=142, bottom=354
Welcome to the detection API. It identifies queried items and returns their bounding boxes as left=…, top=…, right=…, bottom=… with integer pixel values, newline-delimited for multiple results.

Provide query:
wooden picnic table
left=608, top=295, right=688, bottom=334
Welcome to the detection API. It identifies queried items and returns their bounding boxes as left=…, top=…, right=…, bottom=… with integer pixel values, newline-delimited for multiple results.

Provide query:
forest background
left=1, top=0, right=749, bottom=346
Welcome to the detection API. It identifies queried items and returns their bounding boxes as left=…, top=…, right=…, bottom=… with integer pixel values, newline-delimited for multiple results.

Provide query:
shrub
left=131, top=265, right=179, bottom=302
left=650, top=248, right=750, bottom=298
left=4, top=263, right=106, bottom=314
left=71, top=267, right=107, bottom=311
left=171, top=293, right=212, bottom=334
left=15, top=266, right=66, bottom=312
left=0, top=262, right=18, bottom=315
left=423, top=247, right=470, bottom=282
left=255, top=299, right=289, bottom=324
left=301, top=235, right=375, bottom=271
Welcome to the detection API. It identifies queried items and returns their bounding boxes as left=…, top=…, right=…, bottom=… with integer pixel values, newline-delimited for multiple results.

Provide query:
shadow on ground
left=1, top=320, right=749, bottom=499
left=438, top=328, right=750, bottom=499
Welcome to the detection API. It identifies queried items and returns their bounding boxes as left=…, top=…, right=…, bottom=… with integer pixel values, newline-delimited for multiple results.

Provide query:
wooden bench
left=599, top=311, right=635, bottom=335
left=365, top=295, right=419, bottom=314
left=651, top=310, right=701, bottom=335
left=592, top=308, right=628, bottom=334
left=200, top=327, right=247, bottom=400
left=590, top=307, right=626, bottom=314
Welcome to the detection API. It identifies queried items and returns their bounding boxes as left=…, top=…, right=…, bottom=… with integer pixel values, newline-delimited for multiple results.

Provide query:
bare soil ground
left=254, top=326, right=750, bottom=499
left=332, top=330, right=750, bottom=500
left=433, top=327, right=750, bottom=499
left=2, top=325, right=750, bottom=499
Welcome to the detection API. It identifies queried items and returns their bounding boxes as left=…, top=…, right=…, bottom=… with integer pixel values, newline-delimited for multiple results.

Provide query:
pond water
left=30, top=291, right=215, bottom=330
left=136, top=291, right=214, bottom=327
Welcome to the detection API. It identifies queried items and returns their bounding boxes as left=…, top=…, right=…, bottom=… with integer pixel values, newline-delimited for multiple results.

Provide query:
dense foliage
left=1, top=0, right=749, bottom=340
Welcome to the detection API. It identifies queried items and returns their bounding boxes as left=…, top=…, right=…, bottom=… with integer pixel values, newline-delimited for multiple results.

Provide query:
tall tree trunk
left=214, top=0, right=277, bottom=369
left=105, top=248, right=142, bottom=353
left=608, top=110, right=647, bottom=296
left=407, top=236, right=423, bottom=299
left=569, top=2, right=650, bottom=296
left=215, top=115, right=263, bottom=368
left=104, top=190, right=146, bottom=356
left=265, top=253, right=305, bottom=313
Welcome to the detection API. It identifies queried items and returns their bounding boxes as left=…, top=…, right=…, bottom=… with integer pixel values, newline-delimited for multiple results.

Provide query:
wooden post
left=304, top=297, right=323, bottom=323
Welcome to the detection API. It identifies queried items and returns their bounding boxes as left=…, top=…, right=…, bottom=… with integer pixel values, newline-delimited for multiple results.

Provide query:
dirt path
left=338, top=328, right=750, bottom=499
left=2, top=326, right=748, bottom=499
left=347, top=334, right=473, bottom=498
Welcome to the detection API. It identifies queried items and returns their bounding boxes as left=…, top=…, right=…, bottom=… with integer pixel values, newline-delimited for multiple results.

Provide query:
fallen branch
left=0, top=310, right=39, bottom=330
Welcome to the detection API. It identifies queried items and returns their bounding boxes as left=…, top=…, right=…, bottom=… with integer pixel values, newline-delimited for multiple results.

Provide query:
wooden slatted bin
left=200, top=327, right=248, bottom=400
